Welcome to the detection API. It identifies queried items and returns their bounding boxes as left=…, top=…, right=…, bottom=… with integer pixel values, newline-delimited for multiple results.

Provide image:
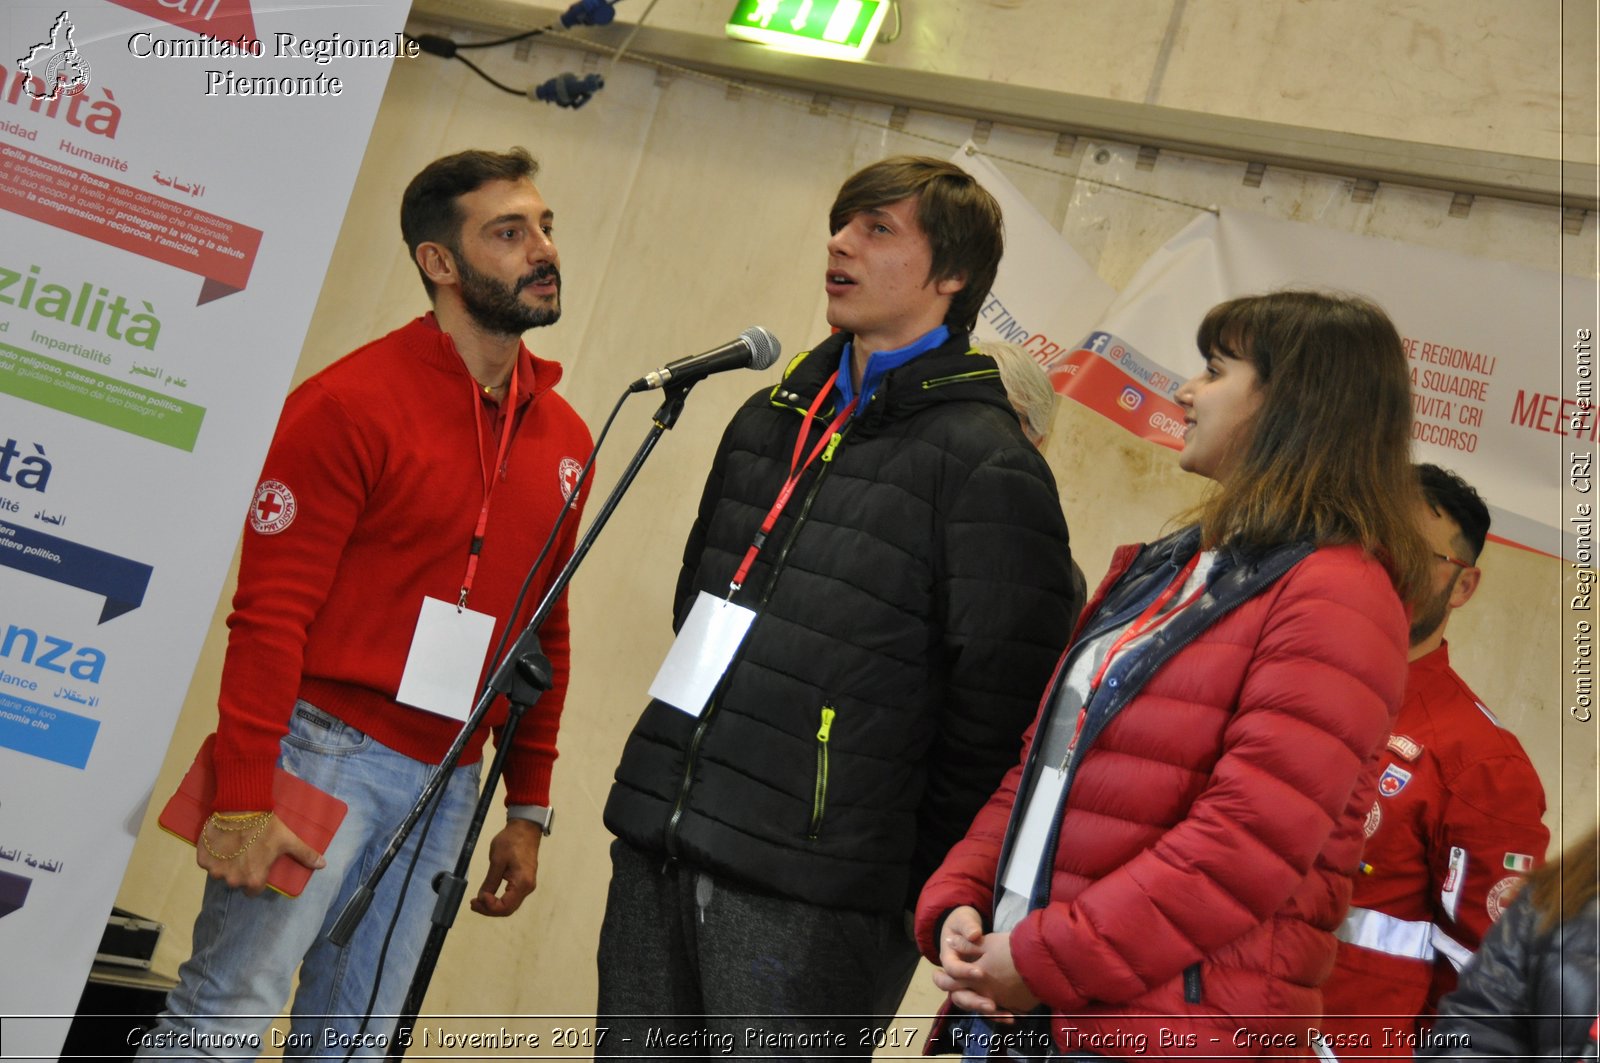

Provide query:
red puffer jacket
left=916, top=529, right=1409, bottom=1058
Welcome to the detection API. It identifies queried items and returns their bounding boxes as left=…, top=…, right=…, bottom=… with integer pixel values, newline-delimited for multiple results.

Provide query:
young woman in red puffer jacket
left=916, top=291, right=1433, bottom=1059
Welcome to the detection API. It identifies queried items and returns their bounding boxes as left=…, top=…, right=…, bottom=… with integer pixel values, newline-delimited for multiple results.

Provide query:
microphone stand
left=321, top=381, right=700, bottom=1061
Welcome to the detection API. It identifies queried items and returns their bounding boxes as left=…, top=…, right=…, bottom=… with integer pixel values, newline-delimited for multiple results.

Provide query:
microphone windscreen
left=741, top=326, right=782, bottom=371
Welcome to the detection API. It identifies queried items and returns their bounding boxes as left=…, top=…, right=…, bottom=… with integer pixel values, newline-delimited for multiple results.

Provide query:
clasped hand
left=931, top=905, right=1042, bottom=1022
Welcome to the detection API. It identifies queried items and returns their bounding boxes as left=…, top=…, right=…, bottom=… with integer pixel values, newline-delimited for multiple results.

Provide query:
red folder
left=157, top=734, right=347, bottom=898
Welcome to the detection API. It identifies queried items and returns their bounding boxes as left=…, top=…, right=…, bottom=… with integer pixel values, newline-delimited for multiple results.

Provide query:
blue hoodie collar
left=835, top=324, right=950, bottom=410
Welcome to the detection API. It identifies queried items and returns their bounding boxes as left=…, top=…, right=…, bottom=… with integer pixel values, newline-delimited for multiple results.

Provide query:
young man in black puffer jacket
left=596, top=155, right=1082, bottom=1055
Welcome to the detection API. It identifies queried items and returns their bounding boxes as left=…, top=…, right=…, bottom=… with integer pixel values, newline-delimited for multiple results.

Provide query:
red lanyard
left=728, top=372, right=856, bottom=594
left=458, top=360, right=520, bottom=608
left=1057, top=554, right=1206, bottom=766
left=1088, top=552, right=1204, bottom=691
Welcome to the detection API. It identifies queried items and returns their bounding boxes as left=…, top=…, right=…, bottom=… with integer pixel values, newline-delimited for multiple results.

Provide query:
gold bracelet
left=211, top=810, right=267, bottom=823
left=201, top=811, right=273, bottom=860
left=207, top=811, right=271, bottom=833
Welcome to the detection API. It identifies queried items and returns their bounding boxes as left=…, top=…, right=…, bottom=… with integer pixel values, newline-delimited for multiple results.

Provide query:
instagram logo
left=1117, top=386, right=1144, bottom=411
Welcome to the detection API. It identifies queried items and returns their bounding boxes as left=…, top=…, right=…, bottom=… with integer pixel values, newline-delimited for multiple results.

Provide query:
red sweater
left=212, top=315, right=591, bottom=810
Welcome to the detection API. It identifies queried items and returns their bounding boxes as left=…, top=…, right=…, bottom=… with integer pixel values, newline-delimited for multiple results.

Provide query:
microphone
left=629, top=327, right=782, bottom=393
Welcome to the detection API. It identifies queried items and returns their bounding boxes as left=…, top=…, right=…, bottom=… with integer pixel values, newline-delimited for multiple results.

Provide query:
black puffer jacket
left=604, top=331, right=1081, bottom=914
left=1422, top=892, right=1598, bottom=1059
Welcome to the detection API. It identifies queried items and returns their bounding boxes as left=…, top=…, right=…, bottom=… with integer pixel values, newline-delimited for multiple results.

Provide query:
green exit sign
left=726, top=0, right=889, bottom=62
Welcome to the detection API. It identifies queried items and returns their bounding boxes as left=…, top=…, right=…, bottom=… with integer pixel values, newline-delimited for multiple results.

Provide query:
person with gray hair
left=980, top=341, right=1084, bottom=609
left=980, top=341, right=1058, bottom=447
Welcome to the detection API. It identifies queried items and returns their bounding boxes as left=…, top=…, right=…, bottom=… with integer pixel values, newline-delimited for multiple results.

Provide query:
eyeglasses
left=1432, top=552, right=1472, bottom=570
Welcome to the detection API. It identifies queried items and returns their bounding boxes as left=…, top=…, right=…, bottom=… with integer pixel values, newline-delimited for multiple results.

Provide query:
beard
left=1408, top=576, right=1456, bottom=648
left=455, top=252, right=561, bottom=336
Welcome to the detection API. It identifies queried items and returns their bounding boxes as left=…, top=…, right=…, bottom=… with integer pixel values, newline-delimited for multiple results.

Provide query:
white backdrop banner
left=0, top=0, right=409, bottom=1054
left=1012, top=206, right=1584, bottom=560
left=952, top=146, right=1117, bottom=371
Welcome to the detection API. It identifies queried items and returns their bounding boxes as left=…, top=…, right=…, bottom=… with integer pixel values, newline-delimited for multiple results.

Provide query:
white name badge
left=396, top=596, right=496, bottom=722
left=1000, top=765, right=1068, bottom=898
left=648, top=591, right=756, bottom=717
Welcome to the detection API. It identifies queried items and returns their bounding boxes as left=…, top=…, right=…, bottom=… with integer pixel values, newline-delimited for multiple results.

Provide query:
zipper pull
left=821, top=432, right=843, bottom=463
left=817, top=706, right=836, bottom=742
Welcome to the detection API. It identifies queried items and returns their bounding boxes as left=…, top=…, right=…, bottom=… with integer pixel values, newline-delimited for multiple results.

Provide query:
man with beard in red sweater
left=139, top=148, right=592, bottom=1061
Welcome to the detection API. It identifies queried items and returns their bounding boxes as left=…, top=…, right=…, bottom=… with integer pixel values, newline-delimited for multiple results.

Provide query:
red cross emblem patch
left=1378, top=764, right=1412, bottom=798
left=249, top=479, right=297, bottom=535
left=558, top=457, right=582, bottom=502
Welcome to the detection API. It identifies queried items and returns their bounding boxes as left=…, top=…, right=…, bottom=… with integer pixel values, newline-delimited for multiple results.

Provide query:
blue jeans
left=136, top=702, right=480, bottom=1061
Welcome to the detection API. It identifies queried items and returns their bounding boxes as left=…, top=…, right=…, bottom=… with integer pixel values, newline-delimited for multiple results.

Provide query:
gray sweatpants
left=594, top=839, right=922, bottom=1060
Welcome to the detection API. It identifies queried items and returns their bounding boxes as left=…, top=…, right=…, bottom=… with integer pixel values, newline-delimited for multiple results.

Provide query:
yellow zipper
left=809, top=705, right=836, bottom=839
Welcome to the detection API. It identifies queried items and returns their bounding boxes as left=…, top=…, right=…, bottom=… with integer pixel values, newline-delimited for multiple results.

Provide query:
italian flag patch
left=1503, top=852, right=1535, bottom=872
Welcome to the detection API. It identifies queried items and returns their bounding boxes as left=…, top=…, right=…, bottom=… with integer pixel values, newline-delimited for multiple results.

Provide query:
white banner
left=997, top=204, right=1584, bottom=560
left=0, top=1, right=409, bottom=1053
left=951, top=145, right=1116, bottom=366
